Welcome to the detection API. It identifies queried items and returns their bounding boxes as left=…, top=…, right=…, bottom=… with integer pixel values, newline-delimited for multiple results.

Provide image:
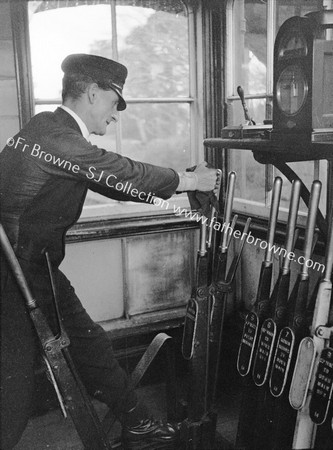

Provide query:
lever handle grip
left=237, top=85, right=254, bottom=124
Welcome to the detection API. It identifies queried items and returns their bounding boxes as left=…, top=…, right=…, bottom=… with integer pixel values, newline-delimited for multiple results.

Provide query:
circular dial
left=276, top=65, right=308, bottom=115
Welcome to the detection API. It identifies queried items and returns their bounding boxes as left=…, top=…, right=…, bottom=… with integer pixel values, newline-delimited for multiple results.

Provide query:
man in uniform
left=0, top=54, right=220, bottom=449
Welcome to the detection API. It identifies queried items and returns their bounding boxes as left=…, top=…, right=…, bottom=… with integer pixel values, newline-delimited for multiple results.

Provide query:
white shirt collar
left=60, top=105, right=90, bottom=142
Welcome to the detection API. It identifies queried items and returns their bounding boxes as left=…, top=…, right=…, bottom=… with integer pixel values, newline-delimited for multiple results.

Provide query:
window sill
left=66, top=210, right=199, bottom=243
left=100, top=306, right=186, bottom=339
left=79, top=194, right=190, bottom=221
left=65, top=194, right=198, bottom=242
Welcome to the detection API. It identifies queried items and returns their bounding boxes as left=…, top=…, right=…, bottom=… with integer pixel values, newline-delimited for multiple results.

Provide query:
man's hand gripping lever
left=183, top=162, right=221, bottom=218
left=193, top=162, right=222, bottom=195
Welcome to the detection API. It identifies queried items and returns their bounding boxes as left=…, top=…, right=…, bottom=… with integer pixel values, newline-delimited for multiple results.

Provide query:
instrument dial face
left=276, top=65, right=308, bottom=116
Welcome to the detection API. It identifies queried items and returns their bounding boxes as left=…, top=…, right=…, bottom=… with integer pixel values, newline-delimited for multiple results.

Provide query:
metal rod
left=265, top=177, right=282, bottom=263
left=301, top=180, right=322, bottom=278
left=0, top=223, right=37, bottom=310
left=282, top=179, right=301, bottom=274
left=220, top=171, right=236, bottom=252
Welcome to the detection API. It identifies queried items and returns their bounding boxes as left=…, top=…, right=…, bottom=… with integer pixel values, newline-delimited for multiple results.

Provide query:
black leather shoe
left=122, top=418, right=178, bottom=450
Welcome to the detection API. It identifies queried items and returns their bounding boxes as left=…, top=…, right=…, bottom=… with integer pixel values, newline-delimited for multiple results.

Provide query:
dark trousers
left=1, top=258, right=138, bottom=449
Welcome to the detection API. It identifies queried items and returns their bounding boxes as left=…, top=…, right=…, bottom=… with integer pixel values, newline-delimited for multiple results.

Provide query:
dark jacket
left=0, top=108, right=179, bottom=266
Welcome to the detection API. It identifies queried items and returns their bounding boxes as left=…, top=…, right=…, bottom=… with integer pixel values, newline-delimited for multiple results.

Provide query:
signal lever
left=237, top=85, right=256, bottom=125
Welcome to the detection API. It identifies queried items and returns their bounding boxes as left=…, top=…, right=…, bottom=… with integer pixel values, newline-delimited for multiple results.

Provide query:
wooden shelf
left=203, top=137, right=333, bottom=163
left=204, top=136, right=331, bottom=240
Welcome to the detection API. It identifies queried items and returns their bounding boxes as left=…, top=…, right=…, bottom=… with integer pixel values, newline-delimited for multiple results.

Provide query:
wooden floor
left=13, top=383, right=240, bottom=449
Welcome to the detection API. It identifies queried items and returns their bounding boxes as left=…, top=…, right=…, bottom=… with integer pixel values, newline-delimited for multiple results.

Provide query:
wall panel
left=124, top=230, right=195, bottom=316
left=0, top=3, right=12, bottom=40
left=60, top=239, right=124, bottom=322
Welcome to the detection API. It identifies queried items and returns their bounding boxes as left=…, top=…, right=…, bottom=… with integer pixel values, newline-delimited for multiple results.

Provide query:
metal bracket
left=43, top=333, right=71, bottom=355
left=315, top=325, right=333, bottom=340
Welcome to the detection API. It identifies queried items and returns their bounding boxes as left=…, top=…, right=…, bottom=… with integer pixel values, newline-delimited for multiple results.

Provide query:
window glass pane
left=121, top=103, right=190, bottom=170
left=89, top=125, right=117, bottom=152
left=229, top=97, right=266, bottom=204
left=116, top=2, right=189, bottom=98
left=230, top=98, right=266, bottom=128
left=276, top=160, right=328, bottom=215
left=35, top=104, right=58, bottom=114
left=318, top=160, right=328, bottom=215
left=276, top=163, right=315, bottom=214
left=230, top=151, right=266, bottom=203
left=29, top=1, right=189, bottom=101
left=233, top=0, right=267, bottom=96
left=28, top=3, right=113, bottom=100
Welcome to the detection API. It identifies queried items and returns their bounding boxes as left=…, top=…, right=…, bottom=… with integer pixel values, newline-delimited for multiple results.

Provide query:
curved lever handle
left=237, top=85, right=256, bottom=125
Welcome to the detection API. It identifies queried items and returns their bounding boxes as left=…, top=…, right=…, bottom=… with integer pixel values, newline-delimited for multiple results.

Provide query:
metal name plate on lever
left=252, top=317, right=277, bottom=386
left=237, top=312, right=259, bottom=377
left=269, top=326, right=295, bottom=397
left=309, top=347, right=333, bottom=425
left=182, top=298, right=198, bottom=360
left=289, top=336, right=316, bottom=409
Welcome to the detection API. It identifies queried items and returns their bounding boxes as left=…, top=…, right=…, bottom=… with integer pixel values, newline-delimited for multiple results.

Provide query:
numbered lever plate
left=252, top=318, right=277, bottom=386
left=237, top=312, right=259, bottom=377
left=269, top=326, right=295, bottom=397
left=310, top=347, right=333, bottom=425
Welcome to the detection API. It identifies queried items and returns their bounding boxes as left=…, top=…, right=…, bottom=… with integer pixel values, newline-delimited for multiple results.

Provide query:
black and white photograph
left=0, top=1, right=332, bottom=449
